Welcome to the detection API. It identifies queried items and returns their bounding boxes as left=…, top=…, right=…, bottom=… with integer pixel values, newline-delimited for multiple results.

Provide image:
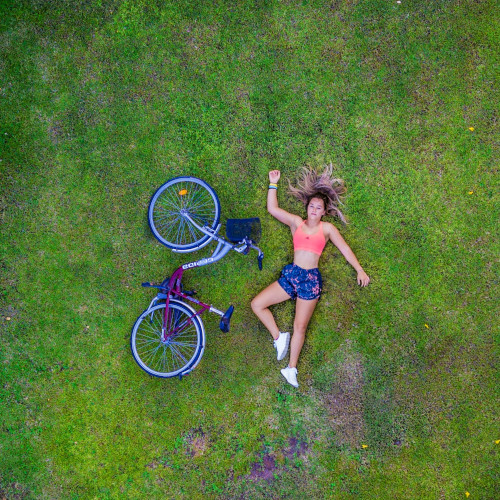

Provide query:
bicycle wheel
left=148, top=176, right=221, bottom=251
left=130, top=300, right=206, bottom=378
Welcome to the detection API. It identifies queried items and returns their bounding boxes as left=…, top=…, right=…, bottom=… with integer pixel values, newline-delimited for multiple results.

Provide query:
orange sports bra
left=293, top=221, right=326, bottom=256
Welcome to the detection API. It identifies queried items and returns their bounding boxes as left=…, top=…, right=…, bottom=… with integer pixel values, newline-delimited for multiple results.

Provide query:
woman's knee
left=251, top=297, right=262, bottom=313
left=293, top=321, right=308, bottom=335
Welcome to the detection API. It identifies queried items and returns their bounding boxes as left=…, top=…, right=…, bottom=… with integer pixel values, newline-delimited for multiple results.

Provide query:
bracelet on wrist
left=269, top=183, right=278, bottom=189
left=268, top=185, right=278, bottom=190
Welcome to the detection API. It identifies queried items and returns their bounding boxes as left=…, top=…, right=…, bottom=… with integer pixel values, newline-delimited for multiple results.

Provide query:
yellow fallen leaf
left=468, top=127, right=474, bottom=131
left=468, top=191, right=474, bottom=195
left=495, top=439, right=500, bottom=444
left=424, top=324, right=429, bottom=328
left=362, top=444, right=368, bottom=449
left=465, top=492, right=470, bottom=498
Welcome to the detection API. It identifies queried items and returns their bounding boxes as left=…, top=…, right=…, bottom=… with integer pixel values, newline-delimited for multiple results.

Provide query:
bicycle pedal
left=219, top=305, right=234, bottom=333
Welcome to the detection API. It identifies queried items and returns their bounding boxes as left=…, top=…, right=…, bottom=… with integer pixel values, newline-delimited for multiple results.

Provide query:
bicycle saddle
left=225, top=218, right=261, bottom=244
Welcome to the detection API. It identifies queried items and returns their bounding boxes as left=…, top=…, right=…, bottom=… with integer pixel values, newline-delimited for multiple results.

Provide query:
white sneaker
left=273, top=331, right=290, bottom=361
left=281, top=366, right=299, bottom=388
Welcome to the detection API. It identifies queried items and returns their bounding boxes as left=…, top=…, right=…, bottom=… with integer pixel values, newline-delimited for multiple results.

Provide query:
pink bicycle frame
left=161, top=267, right=213, bottom=341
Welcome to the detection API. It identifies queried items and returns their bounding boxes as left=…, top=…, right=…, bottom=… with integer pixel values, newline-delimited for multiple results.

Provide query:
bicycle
left=130, top=176, right=264, bottom=379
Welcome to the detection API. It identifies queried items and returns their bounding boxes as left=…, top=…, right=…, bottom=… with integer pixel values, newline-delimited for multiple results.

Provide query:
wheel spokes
left=151, top=180, right=218, bottom=247
left=134, top=306, right=200, bottom=376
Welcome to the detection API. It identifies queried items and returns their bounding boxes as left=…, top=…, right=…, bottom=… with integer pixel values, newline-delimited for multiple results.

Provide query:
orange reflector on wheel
left=179, top=189, right=188, bottom=196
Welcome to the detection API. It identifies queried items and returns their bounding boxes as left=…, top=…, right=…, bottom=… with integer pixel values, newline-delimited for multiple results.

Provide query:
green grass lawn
left=1, top=0, right=498, bottom=498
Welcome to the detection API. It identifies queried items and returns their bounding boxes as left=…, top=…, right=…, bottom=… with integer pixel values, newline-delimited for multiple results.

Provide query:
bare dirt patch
left=1, top=303, right=18, bottom=322
left=324, top=339, right=366, bottom=447
left=48, top=120, right=64, bottom=144
left=184, top=427, right=208, bottom=457
left=0, top=482, right=30, bottom=499
left=248, top=453, right=277, bottom=482
left=283, top=436, right=308, bottom=459
left=246, top=436, right=309, bottom=483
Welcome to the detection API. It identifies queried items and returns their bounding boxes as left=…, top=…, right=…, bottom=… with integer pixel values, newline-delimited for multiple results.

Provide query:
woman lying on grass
left=251, top=166, right=370, bottom=388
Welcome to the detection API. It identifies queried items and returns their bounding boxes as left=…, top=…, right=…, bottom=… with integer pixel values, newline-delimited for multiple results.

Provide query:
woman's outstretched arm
left=326, top=223, right=370, bottom=286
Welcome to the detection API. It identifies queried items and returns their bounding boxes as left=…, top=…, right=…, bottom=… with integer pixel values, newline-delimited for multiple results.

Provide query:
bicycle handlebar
left=233, top=239, right=264, bottom=271
left=180, top=212, right=264, bottom=269
left=142, top=282, right=163, bottom=289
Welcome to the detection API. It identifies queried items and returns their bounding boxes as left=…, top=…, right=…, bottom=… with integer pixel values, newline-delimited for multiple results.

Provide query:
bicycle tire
left=148, top=176, right=221, bottom=251
left=130, top=300, right=206, bottom=378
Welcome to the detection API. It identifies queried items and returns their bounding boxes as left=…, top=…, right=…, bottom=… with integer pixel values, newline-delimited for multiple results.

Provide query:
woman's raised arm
left=267, top=170, right=301, bottom=228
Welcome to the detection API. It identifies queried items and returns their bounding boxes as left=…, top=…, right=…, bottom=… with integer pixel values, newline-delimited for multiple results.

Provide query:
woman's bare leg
left=251, top=281, right=291, bottom=340
left=288, top=298, right=318, bottom=368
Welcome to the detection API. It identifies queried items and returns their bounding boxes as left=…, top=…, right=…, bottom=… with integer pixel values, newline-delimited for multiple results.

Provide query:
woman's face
left=307, top=197, right=326, bottom=220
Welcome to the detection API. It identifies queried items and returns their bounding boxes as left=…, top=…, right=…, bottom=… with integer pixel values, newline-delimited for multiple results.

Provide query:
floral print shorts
left=278, top=263, right=322, bottom=301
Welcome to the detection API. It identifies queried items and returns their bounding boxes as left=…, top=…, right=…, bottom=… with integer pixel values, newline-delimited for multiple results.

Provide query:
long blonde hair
left=288, top=163, right=347, bottom=223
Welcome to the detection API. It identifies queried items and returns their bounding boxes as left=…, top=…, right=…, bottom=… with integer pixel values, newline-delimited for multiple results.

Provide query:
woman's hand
left=269, top=170, right=281, bottom=184
left=357, top=270, right=370, bottom=287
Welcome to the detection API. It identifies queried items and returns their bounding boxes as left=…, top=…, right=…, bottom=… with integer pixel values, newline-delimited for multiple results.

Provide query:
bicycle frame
left=155, top=212, right=262, bottom=341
